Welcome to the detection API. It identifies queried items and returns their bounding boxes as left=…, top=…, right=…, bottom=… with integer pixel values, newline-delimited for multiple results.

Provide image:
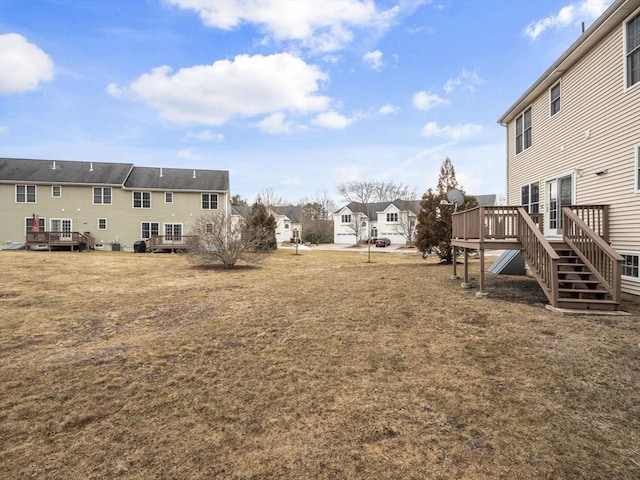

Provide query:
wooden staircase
left=548, top=243, right=619, bottom=311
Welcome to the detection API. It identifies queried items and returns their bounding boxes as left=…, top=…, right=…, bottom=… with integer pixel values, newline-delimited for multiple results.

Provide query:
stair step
left=558, top=288, right=608, bottom=295
left=554, top=299, right=619, bottom=311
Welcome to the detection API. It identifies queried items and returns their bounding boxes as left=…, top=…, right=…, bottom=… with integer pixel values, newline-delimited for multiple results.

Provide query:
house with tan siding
left=452, top=0, right=639, bottom=309
left=0, top=158, right=230, bottom=252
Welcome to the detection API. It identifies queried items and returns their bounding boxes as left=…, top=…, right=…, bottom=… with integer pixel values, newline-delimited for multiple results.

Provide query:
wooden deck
left=451, top=205, right=622, bottom=311
left=146, top=235, right=197, bottom=253
left=25, top=231, right=95, bottom=251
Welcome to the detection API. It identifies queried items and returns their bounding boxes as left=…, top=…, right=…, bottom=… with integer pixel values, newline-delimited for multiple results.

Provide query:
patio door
left=51, top=219, right=72, bottom=241
left=164, top=223, right=182, bottom=243
left=545, top=174, right=573, bottom=237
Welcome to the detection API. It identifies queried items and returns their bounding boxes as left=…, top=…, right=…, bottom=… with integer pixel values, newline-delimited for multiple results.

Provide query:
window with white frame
left=52, top=185, right=62, bottom=198
left=622, top=253, right=639, bottom=281
left=626, top=10, right=640, bottom=88
left=141, top=222, right=159, bottom=239
left=98, top=218, right=107, bottom=230
left=165, top=192, right=173, bottom=203
left=165, top=223, right=182, bottom=241
left=16, top=185, right=36, bottom=203
left=133, top=191, right=151, bottom=208
left=202, top=193, right=218, bottom=210
left=93, top=187, right=112, bottom=205
left=341, top=214, right=351, bottom=223
left=550, top=82, right=561, bottom=116
left=26, top=216, right=45, bottom=231
left=515, top=107, right=532, bottom=154
left=521, top=182, right=540, bottom=213
left=386, top=212, right=398, bottom=222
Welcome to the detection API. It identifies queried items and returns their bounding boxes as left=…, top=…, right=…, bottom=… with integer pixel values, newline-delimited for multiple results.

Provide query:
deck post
left=476, top=248, right=488, bottom=298
left=451, top=246, right=459, bottom=279
left=461, top=248, right=471, bottom=289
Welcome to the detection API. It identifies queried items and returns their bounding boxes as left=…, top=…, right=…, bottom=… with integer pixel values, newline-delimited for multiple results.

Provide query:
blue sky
left=0, top=0, right=614, bottom=204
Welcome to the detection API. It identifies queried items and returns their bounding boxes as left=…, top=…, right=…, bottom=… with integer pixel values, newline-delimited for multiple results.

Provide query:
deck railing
left=452, top=206, right=527, bottom=240
left=562, top=207, right=622, bottom=303
left=147, top=235, right=197, bottom=250
left=25, top=231, right=95, bottom=249
left=516, top=207, right=559, bottom=304
left=565, top=205, right=609, bottom=241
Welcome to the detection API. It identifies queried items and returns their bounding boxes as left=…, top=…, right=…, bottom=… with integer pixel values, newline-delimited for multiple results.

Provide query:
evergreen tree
left=416, top=157, right=477, bottom=262
left=244, top=199, right=277, bottom=252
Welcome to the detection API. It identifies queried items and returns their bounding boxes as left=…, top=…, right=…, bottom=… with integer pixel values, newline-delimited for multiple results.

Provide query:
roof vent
left=160, top=167, right=163, bottom=178
left=89, top=162, right=94, bottom=172
left=51, top=161, right=57, bottom=170
left=193, top=169, right=197, bottom=179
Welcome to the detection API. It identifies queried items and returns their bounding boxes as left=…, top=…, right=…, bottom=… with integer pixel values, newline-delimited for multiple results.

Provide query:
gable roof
left=498, top=0, right=636, bottom=124
left=335, top=199, right=421, bottom=217
left=0, top=157, right=229, bottom=191
left=270, top=205, right=303, bottom=223
left=473, top=194, right=498, bottom=207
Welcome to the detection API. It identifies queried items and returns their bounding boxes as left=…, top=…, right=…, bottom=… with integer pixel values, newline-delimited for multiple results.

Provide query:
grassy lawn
left=1, top=249, right=638, bottom=479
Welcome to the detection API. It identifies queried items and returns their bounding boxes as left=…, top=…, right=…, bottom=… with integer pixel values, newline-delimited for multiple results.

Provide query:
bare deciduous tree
left=184, top=213, right=269, bottom=269
left=258, top=188, right=285, bottom=210
left=338, top=181, right=378, bottom=262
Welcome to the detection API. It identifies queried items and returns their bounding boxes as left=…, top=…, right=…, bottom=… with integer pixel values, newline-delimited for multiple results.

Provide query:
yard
left=0, top=249, right=638, bottom=479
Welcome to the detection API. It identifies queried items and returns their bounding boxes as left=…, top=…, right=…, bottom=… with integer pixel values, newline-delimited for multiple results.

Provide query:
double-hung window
left=98, top=218, right=107, bottom=230
left=52, top=185, right=62, bottom=198
left=165, top=192, right=173, bottom=203
left=515, top=107, right=532, bottom=154
left=386, top=212, right=398, bottom=222
left=521, top=182, right=540, bottom=214
left=550, top=82, right=561, bottom=116
left=202, top=193, right=218, bottom=210
left=626, top=10, right=640, bottom=88
left=622, top=253, right=640, bottom=281
left=141, top=222, right=159, bottom=240
left=93, top=187, right=112, bottom=205
left=133, top=191, right=151, bottom=208
left=341, top=214, right=351, bottom=223
left=16, top=185, right=36, bottom=203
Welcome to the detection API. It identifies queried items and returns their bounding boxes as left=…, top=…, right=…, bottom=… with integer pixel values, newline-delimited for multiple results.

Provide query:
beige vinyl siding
left=506, top=20, right=640, bottom=298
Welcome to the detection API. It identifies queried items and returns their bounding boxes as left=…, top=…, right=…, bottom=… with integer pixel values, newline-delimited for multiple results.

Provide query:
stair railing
left=562, top=207, right=622, bottom=303
left=516, top=207, right=560, bottom=305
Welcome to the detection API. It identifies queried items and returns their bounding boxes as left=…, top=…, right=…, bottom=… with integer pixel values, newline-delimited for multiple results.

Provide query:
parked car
left=375, top=237, right=391, bottom=247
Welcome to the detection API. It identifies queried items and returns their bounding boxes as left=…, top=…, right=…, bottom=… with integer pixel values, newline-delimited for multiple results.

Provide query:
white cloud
left=443, top=70, right=484, bottom=94
left=421, top=121, right=482, bottom=140
left=311, top=111, right=354, bottom=130
left=108, top=53, right=330, bottom=125
left=166, top=0, right=401, bottom=53
left=185, top=130, right=224, bottom=142
left=412, top=91, right=449, bottom=111
left=177, top=147, right=202, bottom=160
left=258, top=112, right=294, bottom=134
left=378, top=103, right=398, bottom=115
left=363, top=50, right=383, bottom=70
left=0, top=33, right=54, bottom=95
left=524, top=0, right=611, bottom=40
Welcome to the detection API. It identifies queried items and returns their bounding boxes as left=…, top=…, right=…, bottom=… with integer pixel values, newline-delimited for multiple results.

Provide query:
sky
left=0, top=0, right=615, bottom=205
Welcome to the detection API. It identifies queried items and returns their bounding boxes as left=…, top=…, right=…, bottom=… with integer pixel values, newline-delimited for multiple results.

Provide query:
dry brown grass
left=1, top=249, right=639, bottom=479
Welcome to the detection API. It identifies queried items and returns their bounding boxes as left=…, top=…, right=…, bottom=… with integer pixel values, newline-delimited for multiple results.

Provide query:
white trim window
left=625, top=10, right=640, bottom=89
left=165, top=192, right=173, bottom=203
left=386, top=212, right=398, bottom=222
left=133, top=191, right=151, bottom=209
left=98, top=218, right=107, bottom=230
left=16, top=185, right=37, bottom=203
left=52, top=185, right=62, bottom=198
left=93, top=187, right=112, bottom=205
left=550, top=82, right=561, bottom=116
left=201, top=193, right=218, bottom=210
left=515, top=106, right=532, bottom=154
left=635, top=145, right=640, bottom=192
left=621, top=252, right=640, bottom=281
left=341, top=214, right=351, bottom=223
left=141, top=222, right=159, bottom=240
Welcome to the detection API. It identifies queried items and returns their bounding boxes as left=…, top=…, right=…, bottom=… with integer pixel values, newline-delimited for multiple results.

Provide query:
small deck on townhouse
left=146, top=235, right=197, bottom=253
left=25, top=231, right=95, bottom=252
left=451, top=205, right=623, bottom=311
